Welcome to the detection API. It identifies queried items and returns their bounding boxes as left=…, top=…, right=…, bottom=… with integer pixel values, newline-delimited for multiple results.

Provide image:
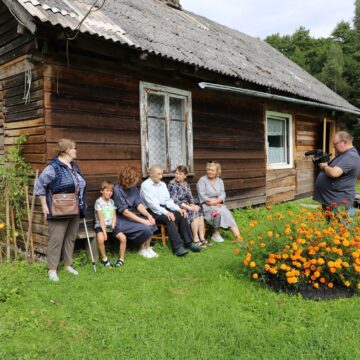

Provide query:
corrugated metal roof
left=12, top=0, right=359, bottom=112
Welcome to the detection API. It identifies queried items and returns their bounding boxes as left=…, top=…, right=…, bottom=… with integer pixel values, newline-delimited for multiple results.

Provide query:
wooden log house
left=1, top=0, right=360, bottom=253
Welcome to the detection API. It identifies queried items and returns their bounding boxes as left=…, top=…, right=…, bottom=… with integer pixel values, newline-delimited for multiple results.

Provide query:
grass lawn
left=1, top=200, right=359, bottom=359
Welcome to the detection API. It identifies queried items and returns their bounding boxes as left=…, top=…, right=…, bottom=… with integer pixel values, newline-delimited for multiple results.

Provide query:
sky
left=180, top=0, right=355, bottom=39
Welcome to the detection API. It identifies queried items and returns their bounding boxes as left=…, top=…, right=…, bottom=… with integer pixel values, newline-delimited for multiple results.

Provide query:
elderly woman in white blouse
left=196, top=161, right=241, bottom=243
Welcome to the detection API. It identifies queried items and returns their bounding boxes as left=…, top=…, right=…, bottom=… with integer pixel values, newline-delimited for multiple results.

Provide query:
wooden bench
left=151, top=224, right=167, bottom=246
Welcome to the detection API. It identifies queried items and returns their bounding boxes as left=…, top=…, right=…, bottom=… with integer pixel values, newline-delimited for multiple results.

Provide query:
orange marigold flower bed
left=234, top=203, right=360, bottom=298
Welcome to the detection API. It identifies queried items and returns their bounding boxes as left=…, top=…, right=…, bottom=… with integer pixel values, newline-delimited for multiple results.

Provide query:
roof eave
left=3, top=0, right=37, bottom=34
left=199, top=82, right=360, bottom=117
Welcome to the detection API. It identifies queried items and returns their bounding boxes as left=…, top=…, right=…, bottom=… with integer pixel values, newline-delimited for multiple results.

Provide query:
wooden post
left=10, top=209, right=18, bottom=259
left=25, top=185, right=31, bottom=258
left=0, top=232, right=2, bottom=263
left=5, top=184, right=11, bottom=261
left=27, top=169, right=39, bottom=263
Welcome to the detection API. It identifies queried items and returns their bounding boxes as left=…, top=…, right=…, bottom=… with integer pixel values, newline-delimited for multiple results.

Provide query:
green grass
left=1, top=202, right=360, bottom=359
left=356, top=181, right=360, bottom=193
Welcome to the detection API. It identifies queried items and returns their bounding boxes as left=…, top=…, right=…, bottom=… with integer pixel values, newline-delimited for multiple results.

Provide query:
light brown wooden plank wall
left=295, top=114, right=323, bottom=196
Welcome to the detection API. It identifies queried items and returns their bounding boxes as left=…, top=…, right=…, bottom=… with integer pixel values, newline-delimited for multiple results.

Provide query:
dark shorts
left=95, top=227, right=113, bottom=236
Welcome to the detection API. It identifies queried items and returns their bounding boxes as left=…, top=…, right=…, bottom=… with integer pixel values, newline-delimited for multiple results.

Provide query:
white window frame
left=266, top=111, right=293, bottom=169
left=140, top=82, right=194, bottom=177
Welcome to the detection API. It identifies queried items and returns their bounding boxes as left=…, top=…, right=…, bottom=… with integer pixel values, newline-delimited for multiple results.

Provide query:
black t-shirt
left=313, top=147, right=360, bottom=208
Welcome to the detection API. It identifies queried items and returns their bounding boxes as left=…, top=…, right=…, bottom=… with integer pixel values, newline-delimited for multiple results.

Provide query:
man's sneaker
left=139, top=248, right=153, bottom=259
left=101, top=259, right=113, bottom=267
left=48, top=271, right=59, bottom=282
left=174, top=247, right=189, bottom=257
left=65, top=266, right=79, bottom=275
left=186, top=243, right=202, bottom=252
left=211, top=232, right=224, bottom=243
left=147, top=247, right=159, bottom=258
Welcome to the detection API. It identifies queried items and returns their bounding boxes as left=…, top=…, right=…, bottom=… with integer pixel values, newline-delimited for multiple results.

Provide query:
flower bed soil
left=266, top=275, right=354, bottom=300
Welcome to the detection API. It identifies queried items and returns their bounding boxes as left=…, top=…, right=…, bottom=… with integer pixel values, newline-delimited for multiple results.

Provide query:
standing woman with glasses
left=196, top=161, right=241, bottom=243
left=35, top=139, right=87, bottom=282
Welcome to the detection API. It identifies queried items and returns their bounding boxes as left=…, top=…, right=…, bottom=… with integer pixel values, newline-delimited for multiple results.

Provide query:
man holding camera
left=313, top=131, right=360, bottom=210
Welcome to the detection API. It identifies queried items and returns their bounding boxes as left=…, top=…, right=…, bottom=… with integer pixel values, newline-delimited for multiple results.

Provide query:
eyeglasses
left=333, top=140, right=344, bottom=146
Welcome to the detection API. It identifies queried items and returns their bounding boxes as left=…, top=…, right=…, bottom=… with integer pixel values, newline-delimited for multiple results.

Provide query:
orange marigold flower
left=267, top=231, right=273, bottom=238
left=317, top=258, right=325, bottom=265
left=320, top=277, right=326, bottom=283
left=330, top=267, right=337, bottom=273
left=328, top=283, right=334, bottom=289
left=234, top=249, right=240, bottom=255
left=250, top=261, right=256, bottom=268
left=252, top=273, right=259, bottom=280
left=344, top=281, right=351, bottom=287
left=357, top=283, right=360, bottom=290
left=313, top=282, right=319, bottom=289
left=314, top=271, right=320, bottom=278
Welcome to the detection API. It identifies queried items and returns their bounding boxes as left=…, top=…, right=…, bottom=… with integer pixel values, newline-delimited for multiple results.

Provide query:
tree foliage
left=265, top=3, right=360, bottom=136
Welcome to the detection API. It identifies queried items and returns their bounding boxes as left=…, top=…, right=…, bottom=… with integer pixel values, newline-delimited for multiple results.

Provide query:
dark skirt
left=113, top=216, right=157, bottom=246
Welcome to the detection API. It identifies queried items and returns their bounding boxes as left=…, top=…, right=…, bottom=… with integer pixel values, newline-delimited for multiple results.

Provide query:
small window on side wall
left=266, top=111, right=293, bottom=169
left=140, top=82, right=193, bottom=177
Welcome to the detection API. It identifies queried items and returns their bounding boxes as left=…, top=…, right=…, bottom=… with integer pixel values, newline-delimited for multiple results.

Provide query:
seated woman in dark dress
left=113, top=166, right=158, bottom=259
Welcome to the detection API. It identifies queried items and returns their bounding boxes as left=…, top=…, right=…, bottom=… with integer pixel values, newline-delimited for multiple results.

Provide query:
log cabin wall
left=42, top=59, right=266, bottom=212
left=294, top=113, right=323, bottom=197
left=0, top=70, right=3, bottom=156
left=265, top=103, right=324, bottom=204
left=0, top=3, right=45, bottom=251
left=1, top=60, right=45, bottom=251
left=191, top=88, right=266, bottom=208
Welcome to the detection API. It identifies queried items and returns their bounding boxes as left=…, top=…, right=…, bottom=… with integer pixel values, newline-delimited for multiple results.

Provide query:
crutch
left=83, top=218, right=96, bottom=272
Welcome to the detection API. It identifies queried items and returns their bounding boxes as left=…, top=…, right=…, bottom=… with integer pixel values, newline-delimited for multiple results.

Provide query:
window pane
left=148, top=94, right=166, bottom=169
left=148, top=93, right=165, bottom=118
left=268, top=118, right=286, bottom=164
left=169, top=97, right=186, bottom=170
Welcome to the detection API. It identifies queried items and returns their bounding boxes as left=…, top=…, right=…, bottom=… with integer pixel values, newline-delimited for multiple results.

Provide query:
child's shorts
left=95, top=227, right=113, bottom=236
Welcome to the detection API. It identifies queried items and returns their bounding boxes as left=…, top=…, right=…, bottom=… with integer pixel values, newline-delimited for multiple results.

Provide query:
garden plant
left=0, top=134, right=33, bottom=262
left=234, top=202, right=360, bottom=297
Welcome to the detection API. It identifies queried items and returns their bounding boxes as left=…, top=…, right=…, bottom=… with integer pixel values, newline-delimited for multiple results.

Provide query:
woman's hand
left=191, top=204, right=201, bottom=212
left=206, top=199, right=219, bottom=206
left=103, top=230, right=108, bottom=241
left=179, top=208, right=188, bottom=218
left=146, top=214, right=156, bottom=226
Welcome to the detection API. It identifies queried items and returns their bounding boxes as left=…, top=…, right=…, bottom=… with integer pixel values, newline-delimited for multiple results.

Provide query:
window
left=140, top=82, right=193, bottom=176
left=266, top=111, right=293, bottom=168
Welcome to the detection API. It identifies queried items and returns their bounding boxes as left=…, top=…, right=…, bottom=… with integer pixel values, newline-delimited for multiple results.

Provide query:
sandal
left=199, top=240, right=207, bottom=248
left=101, top=259, right=113, bottom=267
left=114, top=259, right=125, bottom=267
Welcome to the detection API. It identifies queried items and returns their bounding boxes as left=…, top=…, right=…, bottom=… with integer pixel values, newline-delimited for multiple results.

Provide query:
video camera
left=304, top=149, right=331, bottom=164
